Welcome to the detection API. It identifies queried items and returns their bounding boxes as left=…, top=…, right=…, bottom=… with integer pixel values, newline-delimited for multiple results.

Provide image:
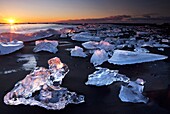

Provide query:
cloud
left=58, top=14, right=170, bottom=24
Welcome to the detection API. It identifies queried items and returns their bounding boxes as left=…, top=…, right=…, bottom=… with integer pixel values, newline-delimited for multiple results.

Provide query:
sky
left=0, top=0, right=170, bottom=23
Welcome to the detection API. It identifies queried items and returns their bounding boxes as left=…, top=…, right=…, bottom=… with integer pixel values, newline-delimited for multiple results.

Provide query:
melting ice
left=85, top=67, right=130, bottom=86
left=108, top=50, right=168, bottom=65
left=33, top=40, right=58, bottom=53
left=70, top=46, right=87, bottom=58
left=17, top=54, right=37, bottom=71
left=119, top=78, right=149, bottom=103
left=90, top=49, right=109, bottom=66
left=4, top=57, right=84, bottom=110
left=0, top=40, right=24, bottom=55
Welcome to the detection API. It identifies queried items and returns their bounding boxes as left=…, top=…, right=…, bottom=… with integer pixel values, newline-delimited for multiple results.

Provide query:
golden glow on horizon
left=4, top=18, right=16, bottom=24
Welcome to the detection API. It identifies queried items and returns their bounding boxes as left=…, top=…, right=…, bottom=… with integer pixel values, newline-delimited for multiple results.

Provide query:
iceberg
left=108, top=50, right=168, bottom=65
left=90, top=49, right=109, bottom=66
left=119, top=78, right=149, bottom=103
left=4, top=57, right=84, bottom=110
left=71, top=46, right=87, bottom=58
left=0, top=40, right=24, bottom=55
left=71, top=32, right=101, bottom=42
left=33, top=40, right=58, bottom=53
left=85, top=67, right=130, bottom=86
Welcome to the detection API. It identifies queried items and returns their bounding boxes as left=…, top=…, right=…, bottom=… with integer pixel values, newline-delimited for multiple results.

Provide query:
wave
left=0, top=24, right=76, bottom=42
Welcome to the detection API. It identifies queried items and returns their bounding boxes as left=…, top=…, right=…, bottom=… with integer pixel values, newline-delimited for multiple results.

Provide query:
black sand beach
left=0, top=35, right=170, bottom=114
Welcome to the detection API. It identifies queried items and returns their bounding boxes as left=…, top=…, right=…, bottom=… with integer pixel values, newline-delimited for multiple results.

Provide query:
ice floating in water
left=0, top=40, right=24, bottom=55
left=85, top=67, right=130, bottom=86
left=60, top=34, right=67, bottom=38
left=71, top=46, right=87, bottom=58
left=17, top=54, right=37, bottom=71
left=82, top=41, right=114, bottom=51
left=158, top=48, right=164, bottom=51
left=0, top=29, right=56, bottom=42
left=90, top=49, right=109, bottom=66
left=119, top=78, right=149, bottom=103
left=134, top=47, right=149, bottom=53
left=4, top=69, right=17, bottom=74
left=108, top=50, right=168, bottom=65
left=4, top=57, right=84, bottom=110
left=33, top=40, right=58, bottom=53
left=71, top=32, right=101, bottom=42
left=35, top=39, right=58, bottom=47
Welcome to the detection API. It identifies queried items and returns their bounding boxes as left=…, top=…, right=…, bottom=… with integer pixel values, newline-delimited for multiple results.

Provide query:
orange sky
left=0, top=0, right=170, bottom=23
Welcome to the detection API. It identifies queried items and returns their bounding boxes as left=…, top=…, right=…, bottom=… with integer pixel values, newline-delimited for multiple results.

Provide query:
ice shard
left=119, top=78, right=149, bottom=103
left=90, top=49, right=109, bottom=66
left=71, top=46, right=87, bottom=58
left=17, top=54, right=37, bottom=71
left=71, top=32, right=101, bottom=42
left=4, top=57, right=84, bottom=110
left=85, top=67, right=130, bottom=86
left=33, top=40, right=58, bottom=53
left=108, top=50, right=168, bottom=65
left=0, top=40, right=24, bottom=55
left=82, top=41, right=114, bottom=51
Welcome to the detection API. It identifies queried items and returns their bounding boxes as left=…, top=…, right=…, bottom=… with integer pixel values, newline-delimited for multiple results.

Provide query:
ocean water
left=0, top=24, right=75, bottom=34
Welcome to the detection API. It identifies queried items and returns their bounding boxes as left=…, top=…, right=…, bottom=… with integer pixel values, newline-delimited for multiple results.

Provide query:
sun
left=8, top=19, right=15, bottom=24
left=6, top=18, right=16, bottom=24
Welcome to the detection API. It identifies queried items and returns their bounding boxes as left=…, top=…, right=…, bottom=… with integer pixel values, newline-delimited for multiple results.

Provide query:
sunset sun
left=7, top=18, right=15, bottom=24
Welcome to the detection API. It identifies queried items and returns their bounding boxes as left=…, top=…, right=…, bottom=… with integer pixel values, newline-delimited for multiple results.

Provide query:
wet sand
left=0, top=35, right=169, bottom=114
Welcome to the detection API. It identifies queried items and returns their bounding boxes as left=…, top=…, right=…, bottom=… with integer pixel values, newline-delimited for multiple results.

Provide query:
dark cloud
left=58, top=15, right=170, bottom=24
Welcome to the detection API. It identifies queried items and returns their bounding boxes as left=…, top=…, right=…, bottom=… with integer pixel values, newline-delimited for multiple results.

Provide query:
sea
left=0, top=24, right=75, bottom=34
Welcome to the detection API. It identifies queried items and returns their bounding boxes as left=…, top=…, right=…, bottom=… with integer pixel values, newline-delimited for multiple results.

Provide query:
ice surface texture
left=71, top=46, right=87, bottom=58
left=119, top=79, right=149, bottom=103
left=82, top=41, right=114, bottom=51
left=0, top=41, right=24, bottom=55
left=108, top=50, right=168, bottom=65
left=71, top=32, right=101, bottom=42
left=4, top=57, right=84, bottom=110
left=90, top=49, right=109, bottom=66
left=33, top=40, right=58, bottom=53
left=85, top=67, right=130, bottom=86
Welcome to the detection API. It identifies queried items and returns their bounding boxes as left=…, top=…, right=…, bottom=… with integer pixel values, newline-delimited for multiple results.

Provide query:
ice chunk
left=119, top=78, right=149, bottom=103
left=82, top=41, right=99, bottom=50
left=90, top=49, right=109, bottom=66
left=82, top=41, right=114, bottom=51
left=85, top=67, right=130, bottom=86
left=158, top=48, right=164, bottom=51
left=17, top=54, right=37, bottom=71
left=0, top=40, right=24, bottom=55
left=4, top=57, right=84, bottom=110
left=108, top=50, right=168, bottom=65
left=71, top=46, right=87, bottom=58
left=134, top=47, right=149, bottom=53
left=33, top=40, right=58, bottom=53
left=35, top=39, right=58, bottom=47
left=60, top=34, right=68, bottom=38
left=71, top=32, right=101, bottom=42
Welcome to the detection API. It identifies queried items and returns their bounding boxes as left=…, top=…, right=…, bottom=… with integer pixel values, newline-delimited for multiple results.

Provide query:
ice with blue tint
left=71, top=32, right=101, bottom=42
left=119, top=78, right=149, bottom=103
left=90, top=49, right=109, bottom=66
left=85, top=67, right=130, bottom=86
left=108, top=50, right=168, bottom=65
left=33, top=40, right=59, bottom=53
left=4, top=57, right=84, bottom=110
left=71, top=46, right=87, bottom=58
left=0, top=40, right=24, bottom=55
left=82, top=41, right=114, bottom=51
left=17, top=54, right=37, bottom=71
